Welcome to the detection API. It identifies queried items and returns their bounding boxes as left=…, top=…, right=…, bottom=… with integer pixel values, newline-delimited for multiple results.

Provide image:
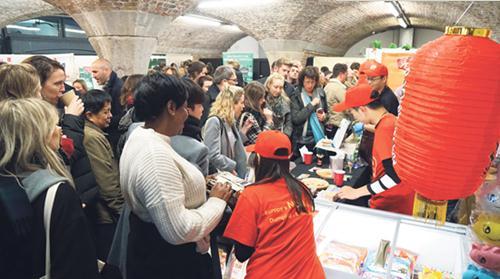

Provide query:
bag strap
left=41, top=182, right=61, bottom=279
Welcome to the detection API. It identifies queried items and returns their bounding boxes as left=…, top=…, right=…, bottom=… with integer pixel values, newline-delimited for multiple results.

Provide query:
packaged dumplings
left=319, top=241, right=367, bottom=274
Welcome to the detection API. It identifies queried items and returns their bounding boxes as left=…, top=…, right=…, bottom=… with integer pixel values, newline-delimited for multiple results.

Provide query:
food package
left=416, top=266, right=456, bottom=279
left=223, top=250, right=247, bottom=279
left=319, top=241, right=367, bottom=274
left=207, top=171, right=248, bottom=192
left=363, top=247, right=417, bottom=279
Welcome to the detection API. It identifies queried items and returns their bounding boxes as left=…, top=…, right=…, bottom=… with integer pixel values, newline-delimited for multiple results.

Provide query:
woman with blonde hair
left=0, top=98, right=98, bottom=278
left=0, top=63, right=41, bottom=100
left=163, top=66, right=180, bottom=78
left=203, top=86, right=249, bottom=178
left=265, top=73, right=293, bottom=137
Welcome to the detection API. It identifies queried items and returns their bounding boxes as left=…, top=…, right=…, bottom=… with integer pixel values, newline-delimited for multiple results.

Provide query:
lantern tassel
left=412, top=193, right=448, bottom=224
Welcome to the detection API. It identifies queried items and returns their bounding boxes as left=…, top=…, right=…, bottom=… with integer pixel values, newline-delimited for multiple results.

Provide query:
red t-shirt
left=224, top=178, right=325, bottom=279
left=370, top=114, right=415, bottom=215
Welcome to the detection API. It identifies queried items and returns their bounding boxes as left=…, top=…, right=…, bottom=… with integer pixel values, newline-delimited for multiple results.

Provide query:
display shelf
left=314, top=200, right=470, bottom=278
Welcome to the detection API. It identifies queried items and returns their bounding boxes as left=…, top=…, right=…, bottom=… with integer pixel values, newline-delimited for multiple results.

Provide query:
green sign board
left=223, top=52, right=254, bottom=83
left=149, top=56, right=167, bottom=69
left=79, top=67, right=94, bottom=90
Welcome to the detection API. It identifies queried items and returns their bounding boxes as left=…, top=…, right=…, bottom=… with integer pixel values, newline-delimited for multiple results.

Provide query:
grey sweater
left=171, top=135, right=209, bottom=176
left=202, top=116, right=247, bottom=178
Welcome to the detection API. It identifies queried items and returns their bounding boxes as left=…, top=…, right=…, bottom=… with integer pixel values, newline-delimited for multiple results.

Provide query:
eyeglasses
left=367, top=76, right=382, bottom=82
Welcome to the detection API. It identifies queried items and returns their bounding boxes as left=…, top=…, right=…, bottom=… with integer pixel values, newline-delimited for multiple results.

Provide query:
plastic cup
left=334, top=170, right=345, bottom=187
left=303, top=152, right=313, bottom=165
left=60, top=90, right=76, bottom=106
left=330, top=155, right=344, bottom=171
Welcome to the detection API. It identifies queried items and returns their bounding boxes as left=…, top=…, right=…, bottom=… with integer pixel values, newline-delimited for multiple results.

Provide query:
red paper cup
left=303, top=152, right=313, bottom=165
left=334, top=170, right=345, bottom=187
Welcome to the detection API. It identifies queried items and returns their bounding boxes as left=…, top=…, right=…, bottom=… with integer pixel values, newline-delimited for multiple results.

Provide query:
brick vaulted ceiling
left=1, top=0, right=498, bottom=56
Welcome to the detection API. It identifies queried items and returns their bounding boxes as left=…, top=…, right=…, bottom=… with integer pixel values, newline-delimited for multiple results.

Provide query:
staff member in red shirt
left=332, top=84, right=414, bottom=215
left=223, top=130, right=325, bottom=279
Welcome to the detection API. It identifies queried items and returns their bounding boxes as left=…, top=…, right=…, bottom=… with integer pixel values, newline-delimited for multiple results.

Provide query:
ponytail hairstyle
left=188, top=61, right=206, bottom=81
left=251, top=150, right=314, bottom=214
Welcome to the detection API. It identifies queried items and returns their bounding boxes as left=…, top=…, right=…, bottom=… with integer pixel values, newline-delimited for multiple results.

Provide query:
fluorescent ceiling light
left=398, top=17, right=408, bottom=29
left=224, top=25, right=242, bottom=32
left=386, top=1, right=400, bottom=17
left=179, top=14, right=221, bottom=26
left=7, top=25, right=40, bottom=31
left=66, top=28, right=85, bottom=34
left=198, top=0, right=275, bottom=9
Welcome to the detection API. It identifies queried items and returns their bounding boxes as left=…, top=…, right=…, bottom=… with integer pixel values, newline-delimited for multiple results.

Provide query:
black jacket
left=0, top=176, right=33, bottom=279
left=235, top=69, right=245, bottom=87
left=201, top=84, right=221, bottom=126
left=290, top=86, right=328, bottom=146
left=380, top=86, right=399, bottom=116
left=31, top=183, right=99, bottom=279
left=0, top=177, right=99, bottom=279
left=103, top=71, right=124, bottom=152
left=60, top=114, right=99, bottom=217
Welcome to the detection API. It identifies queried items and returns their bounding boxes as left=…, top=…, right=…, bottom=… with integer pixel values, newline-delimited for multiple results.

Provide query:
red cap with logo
left=246, top=130, right=292, bottom=160
left=333, top=84, right=377, bottom=112
left=364, top=61, right=388, bottom=77
left=359, top=59, right=378, bottom=75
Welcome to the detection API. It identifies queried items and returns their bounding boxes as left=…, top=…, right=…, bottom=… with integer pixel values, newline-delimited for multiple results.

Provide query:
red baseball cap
left=359, top=59, right=378, bottom=75
left=333, top=84, right=376, bottom=112
left=364, top=62, right=388, bottom=77
left=246, top=130, right=292, bottom=160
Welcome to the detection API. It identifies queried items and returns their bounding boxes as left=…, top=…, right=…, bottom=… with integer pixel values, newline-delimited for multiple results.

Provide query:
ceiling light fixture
left=65, top=28, right=86, bottom=34
left=224, top=25, right=242, bottom=32
left=6, top=25, right=40, bottom=32
left=198, top=0, right=276, bottom=9
left=385, top=1, right=411, bottom=29
left=178, top=14, right=222, bottom=27
left=397, top=17, right=408, bottom=29
left=387, top=3, right=400, bottom=17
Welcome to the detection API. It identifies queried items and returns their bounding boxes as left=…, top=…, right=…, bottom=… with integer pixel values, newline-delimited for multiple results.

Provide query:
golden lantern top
left=445, top=26, right=491, bottom=38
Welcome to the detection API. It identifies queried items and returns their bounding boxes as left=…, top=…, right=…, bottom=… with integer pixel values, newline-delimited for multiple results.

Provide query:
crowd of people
left=0, top=54, right=409, bottom=279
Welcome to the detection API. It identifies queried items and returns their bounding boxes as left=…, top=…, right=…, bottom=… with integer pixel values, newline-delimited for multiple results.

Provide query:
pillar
left=259, top=38, right=343, bottom=69
left=45, top=0, right=196, bottom=76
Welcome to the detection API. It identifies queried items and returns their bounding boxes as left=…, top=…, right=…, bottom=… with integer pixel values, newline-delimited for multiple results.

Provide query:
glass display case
left=314, top=200, right=470, bottom=278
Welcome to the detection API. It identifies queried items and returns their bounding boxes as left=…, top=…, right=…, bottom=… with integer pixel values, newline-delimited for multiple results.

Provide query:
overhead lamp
left=385, top=1, right=411, bottom=29
left=387, top=2, right=400, bottom=17
left=224, top=25, right=242, bottom=32
left=7, top=24, right=40, bottom=32
left=66, top=28, right=85, bottom=34
left=397, top=17, right=408, bottom=29
left=198, top=0, right=275, bottom=9
left=178, top=14, right=222, bottom=27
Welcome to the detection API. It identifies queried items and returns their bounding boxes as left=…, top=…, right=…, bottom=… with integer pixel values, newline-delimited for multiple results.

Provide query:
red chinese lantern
left=393, top=27, right=500, bottom=217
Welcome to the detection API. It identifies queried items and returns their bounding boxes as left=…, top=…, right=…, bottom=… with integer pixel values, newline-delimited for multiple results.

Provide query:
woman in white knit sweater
left=120, top=73, right=232, bottom=279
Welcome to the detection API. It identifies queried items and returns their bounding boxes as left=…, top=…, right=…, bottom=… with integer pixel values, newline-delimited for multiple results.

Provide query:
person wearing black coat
left=290, top=66, right=329, bottom=159
left=91, top=58, right=124, bottom=152
left=201, top=65, right=236, bottom=126
left=103, top=71, right=124, bottom=151
left=0, top=98, right=99, bottom=279
left=23, top=55, right=99, bottom=225
left=58, top=110, right=99, bottom=210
